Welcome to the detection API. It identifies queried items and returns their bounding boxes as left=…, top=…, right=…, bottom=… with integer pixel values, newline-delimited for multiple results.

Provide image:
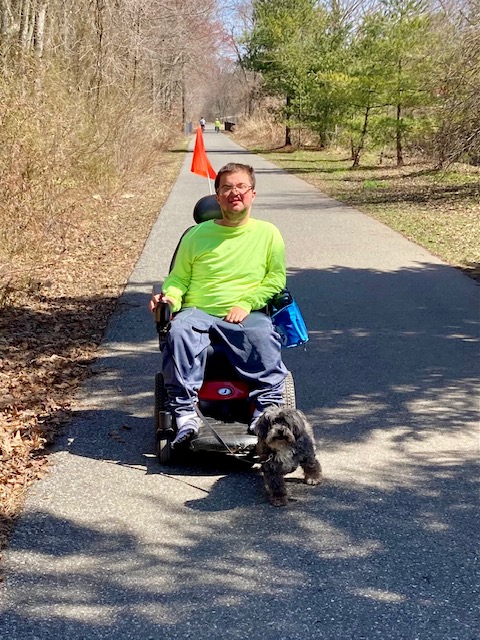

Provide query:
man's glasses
left=217, top=183, right=253, bottom=196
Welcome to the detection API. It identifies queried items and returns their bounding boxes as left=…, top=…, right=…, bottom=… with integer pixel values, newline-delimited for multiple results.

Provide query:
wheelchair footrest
left=191, top=419, right=257, bottom=453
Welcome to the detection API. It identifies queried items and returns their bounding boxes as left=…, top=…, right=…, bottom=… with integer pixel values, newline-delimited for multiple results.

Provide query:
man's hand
left=224, top=306, right=249, bottom=323
left=150, top=293, right=176, bottom=312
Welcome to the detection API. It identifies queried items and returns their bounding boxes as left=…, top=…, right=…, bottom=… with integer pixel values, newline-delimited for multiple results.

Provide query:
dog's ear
left=284, top=408, right=308, bottom=438
left=255, top=409, right=274, bottom=439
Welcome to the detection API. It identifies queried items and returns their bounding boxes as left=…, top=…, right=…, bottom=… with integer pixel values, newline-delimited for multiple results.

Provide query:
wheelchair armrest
left=153, top=301, right=172, bottom=338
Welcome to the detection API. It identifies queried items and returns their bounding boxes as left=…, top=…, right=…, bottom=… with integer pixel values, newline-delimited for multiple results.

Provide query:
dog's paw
left=269, top=495, right=289, bottom=507
left=305, top=477, right=322, bottom=486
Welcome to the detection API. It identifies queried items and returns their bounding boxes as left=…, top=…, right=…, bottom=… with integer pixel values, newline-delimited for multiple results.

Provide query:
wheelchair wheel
left=156, top=432, right=174, bottom=465
left=154, top=372, right=175, bottom=464
left=282, top=371, right=296, bottom=409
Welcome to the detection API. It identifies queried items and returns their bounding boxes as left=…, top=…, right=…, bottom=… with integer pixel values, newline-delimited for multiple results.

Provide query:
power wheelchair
left=153, top=195, right=296, bottom=465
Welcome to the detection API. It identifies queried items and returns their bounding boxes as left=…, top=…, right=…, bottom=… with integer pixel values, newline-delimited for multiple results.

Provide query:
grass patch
left=363, top=179, right=389, bottom=190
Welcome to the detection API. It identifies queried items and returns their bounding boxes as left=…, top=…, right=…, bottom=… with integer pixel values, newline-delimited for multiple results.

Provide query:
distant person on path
left=151, top=163, right=287, bottom=448
left=215, top=117, right=221, bottom=133
left=199, top=117, right=206, bottom=131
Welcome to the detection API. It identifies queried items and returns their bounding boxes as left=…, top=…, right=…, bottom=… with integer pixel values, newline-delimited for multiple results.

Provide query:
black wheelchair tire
left=154, top=372, right=167, bottom=429
left=154, top=372, right=175, bottom=464
left=156, top=433, right=173, bottom=465
left=282, top=371, right=296, bottom=408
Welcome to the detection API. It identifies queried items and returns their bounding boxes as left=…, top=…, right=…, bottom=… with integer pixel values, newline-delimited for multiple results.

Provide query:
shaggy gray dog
left=256, top=406, right=323, bottom=506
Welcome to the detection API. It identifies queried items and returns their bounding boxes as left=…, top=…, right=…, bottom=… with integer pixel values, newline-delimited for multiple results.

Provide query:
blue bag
left=271, top=299, right=309, bottom=348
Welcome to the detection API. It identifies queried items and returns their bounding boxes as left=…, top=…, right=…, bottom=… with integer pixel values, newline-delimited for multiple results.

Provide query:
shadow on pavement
left=2, top=259, right=479, bottom=638
left=3, top=455, right=478, bottom=639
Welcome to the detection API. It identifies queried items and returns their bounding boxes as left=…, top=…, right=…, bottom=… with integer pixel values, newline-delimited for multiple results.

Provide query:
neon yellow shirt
left=162, top=218, right=286, bottom=317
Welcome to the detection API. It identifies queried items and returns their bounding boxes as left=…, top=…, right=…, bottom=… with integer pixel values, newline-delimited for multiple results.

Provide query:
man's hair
left=215, top=163, right=256, bottom=192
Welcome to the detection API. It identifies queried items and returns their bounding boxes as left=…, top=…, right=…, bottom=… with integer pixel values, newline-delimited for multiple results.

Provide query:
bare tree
left=434, top=0, right=480, bottom=165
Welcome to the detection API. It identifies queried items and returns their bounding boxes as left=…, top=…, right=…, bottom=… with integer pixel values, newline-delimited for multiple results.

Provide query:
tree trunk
left=1, top=0, right=12, bottom=39
left=396, top=102, right=404, bottom=167
left=285, top=123, right=292, bottom=147
left=352, top=105, right=370, bottom=168
left=19, top=0, right=31, bottom=49
left=285, top=94, right=292, bottom=146
left=34, top=2, right=48, bottom=58
left=93, top=0, right=105, bottom=110
left=1, top=0, right=12, bottom=68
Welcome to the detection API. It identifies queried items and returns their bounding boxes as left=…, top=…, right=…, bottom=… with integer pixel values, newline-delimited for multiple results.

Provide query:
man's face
left=215, top=170, right=256, bottom=226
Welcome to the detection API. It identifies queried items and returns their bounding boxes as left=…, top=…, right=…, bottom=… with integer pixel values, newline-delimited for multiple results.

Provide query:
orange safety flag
left=191, top=126, right=217, bottom=179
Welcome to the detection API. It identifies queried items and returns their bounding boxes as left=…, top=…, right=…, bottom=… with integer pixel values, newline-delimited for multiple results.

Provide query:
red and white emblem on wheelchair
left=218, top=387, right=233, bottom=396
left=199, top=381, right=249, bottom=401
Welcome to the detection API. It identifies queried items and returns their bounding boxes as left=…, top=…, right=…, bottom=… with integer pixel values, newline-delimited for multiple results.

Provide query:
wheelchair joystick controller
left=154, top=301, right=172, bottom=339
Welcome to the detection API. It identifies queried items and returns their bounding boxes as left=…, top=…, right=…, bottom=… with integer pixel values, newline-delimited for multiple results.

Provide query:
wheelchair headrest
left=193, top=194, right=222, bottom=224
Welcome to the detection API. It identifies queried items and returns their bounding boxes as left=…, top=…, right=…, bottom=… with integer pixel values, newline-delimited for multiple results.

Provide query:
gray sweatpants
left=161, top=308, right=287, bottom=420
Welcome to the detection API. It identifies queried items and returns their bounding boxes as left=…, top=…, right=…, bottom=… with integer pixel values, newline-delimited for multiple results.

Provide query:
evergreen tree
left=244, top=0, right=323, bottom=146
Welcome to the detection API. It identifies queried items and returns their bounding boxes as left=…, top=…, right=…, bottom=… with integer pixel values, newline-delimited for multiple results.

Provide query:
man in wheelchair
left=151, top=162, right=288, bottom=451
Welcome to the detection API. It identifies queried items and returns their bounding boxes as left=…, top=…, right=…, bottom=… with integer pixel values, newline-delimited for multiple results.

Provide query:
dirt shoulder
left=0, top=151, right=186, bottom=555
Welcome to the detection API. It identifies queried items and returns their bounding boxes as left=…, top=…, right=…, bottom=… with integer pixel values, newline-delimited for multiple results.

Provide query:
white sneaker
left=171, top=417, right=199, bottom=448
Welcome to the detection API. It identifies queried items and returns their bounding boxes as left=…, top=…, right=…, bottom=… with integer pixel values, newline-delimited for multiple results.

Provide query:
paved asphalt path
left=1, top=128, right=479, bottom=640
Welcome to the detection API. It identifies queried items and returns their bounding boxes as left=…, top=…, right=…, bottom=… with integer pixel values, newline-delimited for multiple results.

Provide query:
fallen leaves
left=0, top=151, right=185, bottom=553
